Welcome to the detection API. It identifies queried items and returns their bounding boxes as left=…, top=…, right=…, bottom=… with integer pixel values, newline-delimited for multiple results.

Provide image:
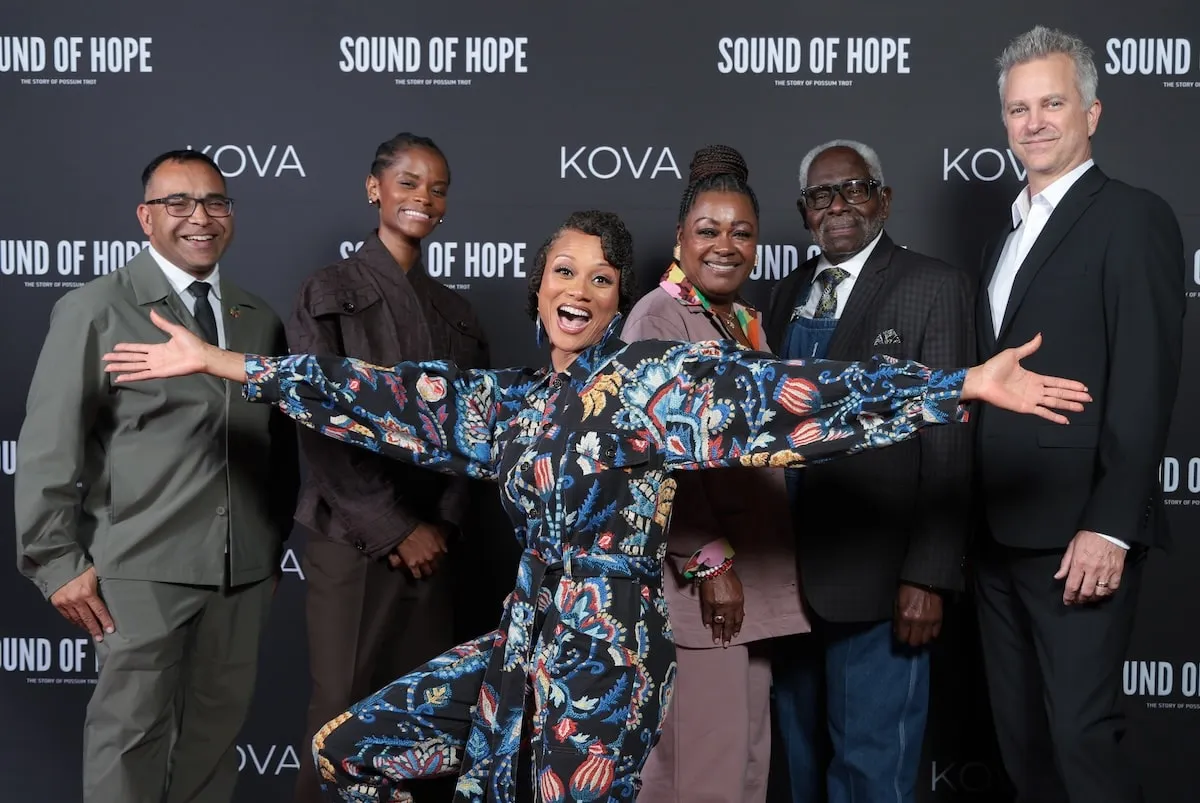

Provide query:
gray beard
left=816, top=215, right=885, bottom=262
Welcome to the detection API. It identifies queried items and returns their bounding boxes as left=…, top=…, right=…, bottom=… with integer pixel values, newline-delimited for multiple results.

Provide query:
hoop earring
left=672, top=244, right=681, bottom=262
left=535, top=317, right=545, bottom=347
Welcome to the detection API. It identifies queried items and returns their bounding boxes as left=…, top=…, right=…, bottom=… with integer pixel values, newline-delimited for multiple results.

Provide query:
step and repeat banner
left=2, top=1, right=1198, bottom=800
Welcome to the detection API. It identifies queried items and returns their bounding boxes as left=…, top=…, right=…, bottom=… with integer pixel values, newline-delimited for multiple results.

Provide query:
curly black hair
left=525, top=210, right=635, bottom=322
left=676, top=144, right=760, bottom=224
left=369, top=132, right=451, bottom=183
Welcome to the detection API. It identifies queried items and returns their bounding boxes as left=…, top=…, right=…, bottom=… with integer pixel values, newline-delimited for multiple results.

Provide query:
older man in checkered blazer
left=765, top=139, right=976, bottom=803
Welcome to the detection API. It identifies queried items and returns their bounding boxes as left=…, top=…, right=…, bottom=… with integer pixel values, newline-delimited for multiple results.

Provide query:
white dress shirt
left=987, top=159, right=1094, bottom=336
left=146, top=245, right=227, bottom=349
left=987, top=159, right=1127, bottom=551
left=795, top=230, right=885, bottom=320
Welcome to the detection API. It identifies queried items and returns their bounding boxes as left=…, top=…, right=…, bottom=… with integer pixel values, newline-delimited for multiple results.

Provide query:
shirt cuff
left=35, top=552, right=93, bottom=600
left=921, top=368, right=969, bottom=425
left=243, top=354, right=282, bottom=403
left=900, top=580, right=944, bottom=594
left=1095, top=532, right=1130, bottom=550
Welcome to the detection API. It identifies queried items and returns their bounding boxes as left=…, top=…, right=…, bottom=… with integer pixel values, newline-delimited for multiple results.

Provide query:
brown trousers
left=293, top=534, right=455, bottom=803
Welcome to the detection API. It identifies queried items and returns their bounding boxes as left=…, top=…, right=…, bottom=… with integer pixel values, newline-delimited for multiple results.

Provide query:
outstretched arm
left=608, top=334, right=1088, bottom=471
left=104, top=309, right=509, bottom=480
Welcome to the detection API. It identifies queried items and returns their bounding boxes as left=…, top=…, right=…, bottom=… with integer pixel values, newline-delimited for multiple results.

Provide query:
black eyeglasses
left=145, top=195, right=235, bottom=218
left=797, top=179, right=882, bottom=211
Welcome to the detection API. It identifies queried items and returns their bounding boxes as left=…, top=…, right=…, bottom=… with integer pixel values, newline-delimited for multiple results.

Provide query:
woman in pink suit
left=622, top=145, right=810, bottom=803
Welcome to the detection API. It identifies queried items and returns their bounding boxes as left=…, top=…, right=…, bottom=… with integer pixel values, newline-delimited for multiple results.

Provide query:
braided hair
left=676, top=144, right=760, bottom=224
left=526, top=210, right=636, bottom=321
left=369, top=132, right=451, bottom=183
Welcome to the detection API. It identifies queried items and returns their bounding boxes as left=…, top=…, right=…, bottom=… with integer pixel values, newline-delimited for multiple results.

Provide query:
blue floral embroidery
left=248, top=315, right=966, bottom=801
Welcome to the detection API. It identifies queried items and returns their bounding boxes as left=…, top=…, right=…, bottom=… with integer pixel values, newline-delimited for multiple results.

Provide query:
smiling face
left=535, top=229, right=622, bottom=372
left=137, top=158, right=233, bottom=278
left=801, top=146, right=890, bottom=264
left=367, top=146, right=448, bottom=242
left=676, top=190, right=758, bottom=307
left=1003, top=53, right=1100, bottom=195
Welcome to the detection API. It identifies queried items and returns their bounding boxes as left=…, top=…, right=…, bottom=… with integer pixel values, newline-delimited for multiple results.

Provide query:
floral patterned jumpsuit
left=243, top=316, right=967, bottom=802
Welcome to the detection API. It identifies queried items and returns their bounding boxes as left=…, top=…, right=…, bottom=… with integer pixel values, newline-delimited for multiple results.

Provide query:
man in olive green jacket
left=15, top=149, right=299, bottom=803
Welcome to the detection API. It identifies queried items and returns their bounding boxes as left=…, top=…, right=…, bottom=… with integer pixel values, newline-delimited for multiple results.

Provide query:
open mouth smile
left=556, top=304, right=592, bottom=334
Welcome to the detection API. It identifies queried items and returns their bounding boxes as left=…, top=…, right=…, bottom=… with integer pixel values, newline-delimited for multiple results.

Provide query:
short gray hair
left=798, top=139, right=885, bottom=188
left=997, top=25, right=1098, bottom=116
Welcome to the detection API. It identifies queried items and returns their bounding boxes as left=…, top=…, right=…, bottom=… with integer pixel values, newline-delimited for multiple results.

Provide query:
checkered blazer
left=764, top=232, right=976, bottom=622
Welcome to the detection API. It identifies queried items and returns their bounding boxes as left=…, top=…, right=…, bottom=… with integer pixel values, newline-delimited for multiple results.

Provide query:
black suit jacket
left=974, top=166, right=1184, bottom=551
left=766, top=232, right=975, bottom=622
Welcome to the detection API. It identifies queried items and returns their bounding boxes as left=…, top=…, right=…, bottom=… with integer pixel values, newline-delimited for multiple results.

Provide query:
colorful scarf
left=658, top=262, right=766, bottom=350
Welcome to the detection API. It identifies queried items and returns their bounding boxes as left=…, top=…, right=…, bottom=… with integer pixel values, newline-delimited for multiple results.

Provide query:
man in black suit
left=973, top=26, right=1184, bottom=803
left=766, top=139, right=974, bottom=803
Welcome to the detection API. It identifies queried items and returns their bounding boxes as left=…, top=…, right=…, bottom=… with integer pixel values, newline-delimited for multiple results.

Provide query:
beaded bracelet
left=694, top=558, right=734, bottom=582
left=682, top=538, right=736, bottom=580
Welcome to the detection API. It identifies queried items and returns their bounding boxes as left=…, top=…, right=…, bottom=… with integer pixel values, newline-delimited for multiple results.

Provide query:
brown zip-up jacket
left=285, top=232, right=490, bottom=558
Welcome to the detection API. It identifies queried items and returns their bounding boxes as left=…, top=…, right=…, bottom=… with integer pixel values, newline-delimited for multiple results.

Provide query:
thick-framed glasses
left=797, top=179, right=881, bottom=211
left=145, top=195, right=235, bottom=218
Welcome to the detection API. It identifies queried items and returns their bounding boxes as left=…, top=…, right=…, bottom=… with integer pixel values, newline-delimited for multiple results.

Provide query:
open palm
left=103, top=309, right=212, bottom=382
left=977, top=334, right=1091, bottom=423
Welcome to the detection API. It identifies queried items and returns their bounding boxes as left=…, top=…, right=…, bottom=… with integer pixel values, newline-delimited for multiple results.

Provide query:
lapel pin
left=229, top=306, right=241, bottom=318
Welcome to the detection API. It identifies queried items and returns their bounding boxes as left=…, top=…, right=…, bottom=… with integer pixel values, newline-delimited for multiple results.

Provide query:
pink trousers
left=637, top=642, right=772, bottom=802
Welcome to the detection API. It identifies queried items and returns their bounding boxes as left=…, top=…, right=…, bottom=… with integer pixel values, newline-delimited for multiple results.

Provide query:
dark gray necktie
left=187, top=281, right=220, bottom=346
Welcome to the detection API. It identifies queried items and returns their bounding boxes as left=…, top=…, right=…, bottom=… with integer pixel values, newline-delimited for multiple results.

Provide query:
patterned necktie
left=187, top=281, right=220, bottom=346
left=813, top=267, right=851, bottom=320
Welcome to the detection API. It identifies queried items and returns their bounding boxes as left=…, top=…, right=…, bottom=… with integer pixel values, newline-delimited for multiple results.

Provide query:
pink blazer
left=621, top=286, right=810, bottom=648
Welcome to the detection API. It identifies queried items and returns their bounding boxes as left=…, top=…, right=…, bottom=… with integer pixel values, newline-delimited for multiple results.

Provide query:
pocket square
left=873, top=328, right=902, bottom=347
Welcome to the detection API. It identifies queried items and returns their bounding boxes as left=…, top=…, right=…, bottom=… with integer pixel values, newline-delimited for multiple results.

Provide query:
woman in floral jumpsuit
left=101, top=211, right=1090, bottom=803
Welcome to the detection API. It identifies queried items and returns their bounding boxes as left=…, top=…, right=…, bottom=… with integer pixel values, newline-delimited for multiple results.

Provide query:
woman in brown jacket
left=288, top=132, right=490, bottom=803
left=622, top=145, right=810, bottom=802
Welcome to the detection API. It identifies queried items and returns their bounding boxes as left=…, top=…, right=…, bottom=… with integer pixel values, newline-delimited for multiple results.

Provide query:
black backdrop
left=2, top=1, right=1198, bottom=800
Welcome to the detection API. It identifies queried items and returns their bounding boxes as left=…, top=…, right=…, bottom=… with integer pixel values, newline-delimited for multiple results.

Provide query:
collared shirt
left=146, top=245, right=227, bottom=348
left=795, top=230, right=885, bottom=320
left=987, top=158, right=1095, bottom=336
